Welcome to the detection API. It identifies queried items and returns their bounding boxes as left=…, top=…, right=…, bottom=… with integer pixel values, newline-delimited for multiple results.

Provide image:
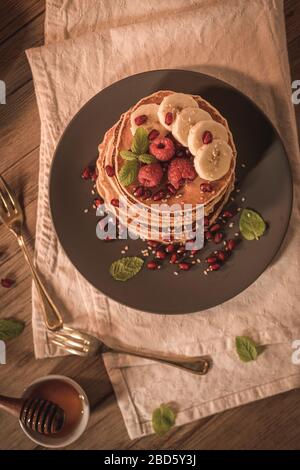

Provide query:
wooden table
left=0, top=0, right=300, bottom=450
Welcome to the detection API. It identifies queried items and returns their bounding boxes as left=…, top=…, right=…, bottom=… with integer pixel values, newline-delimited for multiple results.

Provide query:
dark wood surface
left=0, top=0, right=300, bottom=450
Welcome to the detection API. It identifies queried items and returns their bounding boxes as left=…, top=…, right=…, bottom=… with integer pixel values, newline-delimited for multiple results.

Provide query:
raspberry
left=167, top=158, right=197, bottom=189
left=149, top=137, right=175, bottom=161
left=138, top=163, right=163, bottom=188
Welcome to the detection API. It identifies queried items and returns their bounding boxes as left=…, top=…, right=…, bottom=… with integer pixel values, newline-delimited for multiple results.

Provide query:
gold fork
left=0, top=175, right=211, bottom=375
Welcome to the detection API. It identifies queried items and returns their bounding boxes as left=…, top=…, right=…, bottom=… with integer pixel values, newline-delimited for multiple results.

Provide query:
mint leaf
left=118, top=160, right=138, bottom=187
left=0, top=319, right=25, bottom=341
left=235, top=336, right=259, bottom=362
left=131, top=127, right=149, bottom=155
left=110, top=256, right=144, bottom=281
left=152, top=404, right=176, bottom=436
left=239, top=208, right=266, bottom=241
left=120, top=150, right=137, bottom=161
left=138, top=154, right=156, bottom=164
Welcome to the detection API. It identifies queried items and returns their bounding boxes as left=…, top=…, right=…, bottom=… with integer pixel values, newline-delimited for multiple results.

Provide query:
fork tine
left=0, top=186, right=10, bottom=216
left=51, top=331, right=88, bottom=349
left=0, top=175, right=18, bottom=213
left=51, top=338, right=88, bottom=357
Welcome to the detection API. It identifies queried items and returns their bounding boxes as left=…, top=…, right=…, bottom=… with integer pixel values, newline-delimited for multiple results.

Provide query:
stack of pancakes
left=96, top=90, right=236, bottom=244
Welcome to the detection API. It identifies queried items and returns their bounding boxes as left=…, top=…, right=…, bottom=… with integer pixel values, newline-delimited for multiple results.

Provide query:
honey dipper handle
left=0, top=394, right=23, bottom=418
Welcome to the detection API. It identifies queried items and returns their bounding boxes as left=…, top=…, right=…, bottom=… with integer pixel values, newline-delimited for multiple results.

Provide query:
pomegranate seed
left=206, top=256, right=217, bottom=264
left=153, top=190, right=166, bottom=201
left=105, top=165, right=115, bottom=177
left=222, top=210, right=234, bottom=219
left=191, top=249, right=198, bottom=255
left=166, top=244, right=175, bottom=253
left=226, top=239, right=237, bottom=251
left=156, top=249, right=167, bottom=260
left=170, top=253, right=178, bottom=264
left=214, top=232, right=223, bottom=244
left=179, top=262, right=190, bottom=271
left=216, top=250, right=227, bottom=262
left=133, top=186, right=144, bottom=197
left=202, top=130, right=213, bottom=144
left=91, top=170, right=98, bottom=182
left=200, top=182, right=213, bottom=193
left=142, top=189, right=152, bottom=200
left=93, top=197, right=104, bottom=208
left=104, top=236, right=112, bottom=241
left=1, top=278, right=15, bottom=288
left=205, top=231, right=213, bottom=240
left=210, top=263, right=221, bottom=271
left=147, top=260, right=159, bottom=270
left=204, top=216, right=209, bottom=227
left=165, top=112, right=174, bottom=125
left=209, top=223, right=221, bottom=233
left=147, top=240, right=159, bottom=248
left=111, top=198, right=119, bottom=207
left=81, top=167, right=92, bottom=180
left=134, top=114, right=148, bottom=126
left=149, top=129, right=160, bottom=140
left=167, top=184, right=177, bottom=195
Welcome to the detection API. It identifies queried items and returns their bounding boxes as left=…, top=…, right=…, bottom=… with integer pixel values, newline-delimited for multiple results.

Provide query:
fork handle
left=102, top=344, right=210, bottom=375
left=17, top=235, right=63, bottom=331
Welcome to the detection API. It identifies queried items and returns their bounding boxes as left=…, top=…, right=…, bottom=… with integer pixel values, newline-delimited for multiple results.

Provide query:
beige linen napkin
left=26, top=0, right=300, bottom=439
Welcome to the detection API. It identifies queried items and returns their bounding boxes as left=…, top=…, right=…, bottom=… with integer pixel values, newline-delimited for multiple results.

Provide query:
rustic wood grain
left=0, top=0, right=300, bottom=450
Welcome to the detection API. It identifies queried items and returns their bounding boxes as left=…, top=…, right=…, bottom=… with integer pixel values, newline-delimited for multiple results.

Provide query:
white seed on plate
left=84, top=209, right=88, bottom=213
left=121, top=250, right=126, bottom=254
left=235, top=232, right=239, bottom=237
left=203, top=270, right=208, bottom=275
left=237, top=207, right=241, bottom=212
left=124, top=245, right=129, bottom=251
left=241, top=197, right=246, bottom=202
left=230, top=197, right=235, bottom=202
left=174, top=271, right=179, bottom=276
left=241, top=163, right=246, bottom=168
left=229, top=222, right=234, bottom=228
left=196, top=258, right=201, bottom=263
left=236, top=188, right=241, bottom=193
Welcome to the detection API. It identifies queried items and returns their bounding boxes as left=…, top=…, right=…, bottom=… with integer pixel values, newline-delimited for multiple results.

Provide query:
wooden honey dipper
left=0, top=394, right=65, bottom=435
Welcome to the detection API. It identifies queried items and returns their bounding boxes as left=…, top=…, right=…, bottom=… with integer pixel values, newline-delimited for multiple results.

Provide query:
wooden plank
left=0, top=0, right=45, bottom=45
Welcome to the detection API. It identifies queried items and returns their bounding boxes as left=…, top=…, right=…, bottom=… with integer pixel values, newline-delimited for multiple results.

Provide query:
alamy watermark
left=0, top=340, right=6, bottom=364
left=292, top=80, right=300, bottom=105
left=0, top=80, right=6, bottom=104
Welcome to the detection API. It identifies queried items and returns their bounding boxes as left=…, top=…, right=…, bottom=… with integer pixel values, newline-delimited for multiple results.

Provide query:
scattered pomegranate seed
left=166, top=244, right=175, bottom=253
left=216, top=250, right=227, bottom=262
left=156, top=249, right=167, bottom=260
left=1, top=278, right=15, bottom=288
left=179, top=262, right=190, bottom=271
left=205, top=231, right=213, bottom=241
left=111, top=198, right=119, bottom=207
left=210, top=263, right=221, bottom=271
left=93, top=197, right=104, bottom=208
left=191, top=249, right=198, bottom=255
left=170, top=253, right=178, bottom=264
left=133, top=186, right=144, bottom=198
left=148, top=129, right=160, bottom=140
left=147, top=240, right=159, bottom=248
left=167, top=184, right=177, bottom=195
left=222, top=210, right=234, bottom=219
left=202, top=130, right=213, bottom=144
left=134, top=115, right=148, bottom=126
left=81, top=166, right=92, bottom=180
left=209, top=223, right=221, bottom=233
left=91, top=170, right=98, bottom=182
left=226, top=239, right=237, bottom=251
left=153, top=190, right=166, bottom=201
left=200, top=182, right=213, bottom=193
left=165, top=112, right=174, bottom=125
left=214, top=232, right=224, bottom=244
left=105, top=165, right=115, bottom=177
left=147, top=260, right=159, bottom=270
left=206, top=256, right=217, bottom=264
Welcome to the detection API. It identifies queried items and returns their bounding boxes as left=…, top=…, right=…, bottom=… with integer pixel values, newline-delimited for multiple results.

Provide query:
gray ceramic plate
left=49, top=69, right=293, bottom=314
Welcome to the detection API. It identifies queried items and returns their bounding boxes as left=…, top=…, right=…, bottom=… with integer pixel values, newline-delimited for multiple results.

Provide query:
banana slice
left=130, top=104, right=167, bottom=136
left=158, top=93, right=198, bottom=131
left=188, top=120, right=228, bottom=156
left=194, top=139, right=232, bottom=181
left=172, top=107, right=212, bottom=146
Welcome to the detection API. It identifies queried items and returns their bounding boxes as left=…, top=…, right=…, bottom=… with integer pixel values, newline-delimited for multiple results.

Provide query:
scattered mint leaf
left=239, top=208, right=266, bottom=241
left=235, top=336, right=259, bottom=362
left=110, top=256, right=144, bottom=281
left=118, top=160, right=138, bottom=187
left=120, top=150, right=137, bottom=161
left=0, top=319, right=25, bottom=341
left=138, top=154, right=156, bottom=164
left=152, top=404, right=176, bottom=436
left=131, top=127, right=149, bottom=155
